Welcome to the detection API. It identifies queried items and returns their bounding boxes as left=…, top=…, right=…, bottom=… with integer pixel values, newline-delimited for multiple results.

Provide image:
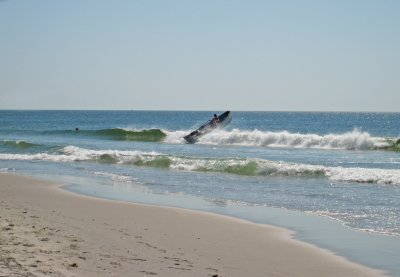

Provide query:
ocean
left=1, top=110, right=400, bottom=275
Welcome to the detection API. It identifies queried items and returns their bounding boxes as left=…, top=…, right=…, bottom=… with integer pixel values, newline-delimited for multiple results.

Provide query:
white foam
left=0, top=146, right=160, bottom=163
left=163, top=130, right=189, bottom=144
left=256, top=160, right=400, bottom=184
left=92, top=171, right=137, bottom=183
left=0, top=153, right=78, bottom=162
left=0, top=167, right=14, bottom=173
left=256, top=160, right=326, bottom=176
left=307, top=210, right=400, bottom=236
left=194, top=128, right=390, bottom=150
left=1, top=146, right=400, bottom=184
left=168, top=157, right=400, bottom=184
left=326, top=167, right=400, bottom=184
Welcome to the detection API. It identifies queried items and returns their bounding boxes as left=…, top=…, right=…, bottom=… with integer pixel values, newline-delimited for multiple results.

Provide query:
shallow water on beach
left=1, top=110, right=400, bottom=275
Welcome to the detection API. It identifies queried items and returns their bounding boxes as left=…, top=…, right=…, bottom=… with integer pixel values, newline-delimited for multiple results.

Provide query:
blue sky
left=1, top=0, right=399, bottom=111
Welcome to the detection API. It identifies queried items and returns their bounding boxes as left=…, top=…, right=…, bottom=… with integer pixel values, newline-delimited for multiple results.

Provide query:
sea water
left=1, top=110, right=400, bottom=275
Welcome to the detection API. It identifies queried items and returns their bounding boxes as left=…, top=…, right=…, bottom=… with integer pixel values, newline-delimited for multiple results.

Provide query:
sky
left=0, top=0, right=399, bottom=111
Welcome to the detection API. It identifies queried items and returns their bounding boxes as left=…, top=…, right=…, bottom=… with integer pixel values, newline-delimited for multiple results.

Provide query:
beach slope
left=0, top=174, right=384, bottom=276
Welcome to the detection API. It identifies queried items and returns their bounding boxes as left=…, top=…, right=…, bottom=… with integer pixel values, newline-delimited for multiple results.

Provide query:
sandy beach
left=0, top=173, right=385, bottom=277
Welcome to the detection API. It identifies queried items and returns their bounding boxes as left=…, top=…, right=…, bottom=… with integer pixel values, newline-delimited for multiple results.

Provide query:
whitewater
left=164, top=128, right=396, bottom=150
left=2, top=145, right=400, bottom=185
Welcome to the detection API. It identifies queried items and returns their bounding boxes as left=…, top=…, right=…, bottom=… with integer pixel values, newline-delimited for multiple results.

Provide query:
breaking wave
left=1, top=146, right=400, bottom=184
left=190, top=129, right=397, bottom=151
left=28, top=128, right=400, bottom=151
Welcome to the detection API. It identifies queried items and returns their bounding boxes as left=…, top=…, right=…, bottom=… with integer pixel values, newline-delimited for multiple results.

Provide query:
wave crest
left=1, top=140, right=41, bottom=149
left=196, top=129, right=392, bottom=150
left=95, top=128, right=167, bottom=142
left=1, top=146, right=399, bottom=184
left=41, top=128, right=167, bottom=142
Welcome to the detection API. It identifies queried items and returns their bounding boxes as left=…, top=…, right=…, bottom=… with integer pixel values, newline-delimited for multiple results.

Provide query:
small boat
left=183, top=111, right=232, bottom=143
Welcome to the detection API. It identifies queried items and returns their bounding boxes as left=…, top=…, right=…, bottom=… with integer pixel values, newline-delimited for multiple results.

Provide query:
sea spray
left=196, top=128, right=391, bottom=150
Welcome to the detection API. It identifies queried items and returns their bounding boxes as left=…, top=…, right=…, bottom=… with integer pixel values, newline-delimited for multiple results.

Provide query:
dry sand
left=0, top=173, right=385, bottom=276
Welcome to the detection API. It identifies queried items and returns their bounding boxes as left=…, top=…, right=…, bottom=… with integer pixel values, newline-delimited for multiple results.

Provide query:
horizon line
left=0, top=108, right=399, bottom=113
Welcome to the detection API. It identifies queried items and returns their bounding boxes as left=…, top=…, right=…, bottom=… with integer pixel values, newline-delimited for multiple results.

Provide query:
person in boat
left=212, top=114, right=220, bottom=126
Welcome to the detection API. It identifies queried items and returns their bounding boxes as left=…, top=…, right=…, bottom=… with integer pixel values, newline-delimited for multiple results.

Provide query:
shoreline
left=0, top=173, right=386, bottom=276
